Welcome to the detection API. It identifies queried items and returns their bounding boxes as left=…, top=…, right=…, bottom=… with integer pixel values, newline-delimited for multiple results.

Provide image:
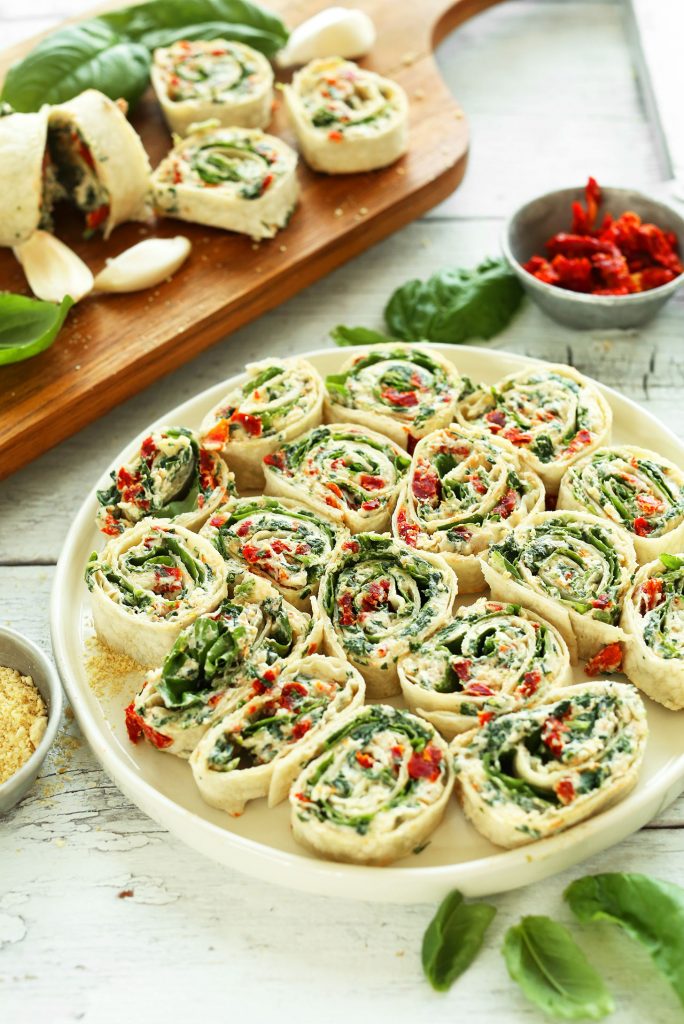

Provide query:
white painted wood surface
left=2, top=2, right=684, bottom=1021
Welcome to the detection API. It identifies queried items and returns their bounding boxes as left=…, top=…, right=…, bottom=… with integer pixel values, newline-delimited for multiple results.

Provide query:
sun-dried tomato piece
left=585, top=642, right=623, bottom=676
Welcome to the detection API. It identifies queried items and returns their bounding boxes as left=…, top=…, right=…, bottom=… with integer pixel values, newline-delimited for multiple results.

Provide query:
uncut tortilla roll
left=324, top=344, right=465, bottom=450
left=457, top=363, right=612, bottom=494
left=152, top=124, right=298, bottom=240
left=283, top=57, right=408, bottom=173
left=0, top=106, right=58, bottom=246
left=124, top=578, right=312, bottom=756
left=262, top=423, right=410, bottom=533
left=557, top=445, right=684, bottom=564
left=398, top=598, right=572, bottom=739
left=190, top=654, right=365, bottom=815
left=317, top=532, right=458, bottom=698
left=151, top=39, right=274, bottom=136
left=48, top=89, right=151, bottom=237
left=452, top=682, right=648, bottom=848
left=84, top=518, right=227, bottom=666
left=481, top=510, right=636, bottom=663
left=392, top=425, right=544, bottom=594
left=95, top=426, right=234, bottom=536
left=200, top=357, right=324, bottom=491
left=622, top=553, right=684, bottom=710
left=289, top=704, right=454, bottom=866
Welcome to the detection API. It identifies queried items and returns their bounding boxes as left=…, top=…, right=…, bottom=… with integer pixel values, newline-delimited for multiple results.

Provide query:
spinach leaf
left=565, top=873, right=684, bottom=1007
left=1, top=21, right=150, bottom=112
left=330, top=325, right=398, bottom=347
left=0, top=294, right=73, bottom=365
left=422, top=889, right=496, bottom=991
left=384, top=257, right=524, bottom=345
left=503, top=915, right=614, bottom=1020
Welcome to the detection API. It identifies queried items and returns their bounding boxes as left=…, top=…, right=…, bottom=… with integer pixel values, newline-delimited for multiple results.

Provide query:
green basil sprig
left=330, top=325, right=396, bottom=348
left=422, top=890, right=496, bottom=992
left=565, top=873, right=684, bottom=1007
left=0, top=294, right=73, bottom=366
left=503, top=915, right=614, bottom=1020
left=1, top=0, right=288, bottom=113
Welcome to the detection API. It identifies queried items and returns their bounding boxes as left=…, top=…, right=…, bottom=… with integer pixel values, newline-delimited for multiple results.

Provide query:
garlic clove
left=93, top=236, right=192, bottom=293
left=13, top=230, right=94, bottom=304
left=276, top=7, right=376, bottom=67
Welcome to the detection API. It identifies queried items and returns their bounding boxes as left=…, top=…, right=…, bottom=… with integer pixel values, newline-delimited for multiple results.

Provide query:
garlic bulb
left=93, top=236, right=191, bottom=293
left=13, top=230, right=94, bottom=304
left=276, top=7, right=376, bottom=67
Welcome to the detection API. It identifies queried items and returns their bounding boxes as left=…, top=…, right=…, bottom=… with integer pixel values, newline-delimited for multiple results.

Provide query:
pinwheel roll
left=262, top=423, right=410, bottom=533
left=622, top=554, right=684, bottom=710
left=398, top=599, right=572, bottom=739
left=283, top=57, right=408, bottom=174
left=325, top=344, right=464, bottom=450
left=318, top=532, right=457, bottom=697
left=452, top=682, right=648, bottom=848
left=124, top=576, right=311, bottom=756
left=96, top=426, right=234, bottom=536
left=457, top=364, right=612, bottom=493
left=557, top=445, right=684, bottom=563
left=199, top=495, right=347, bottom=610
left=84, top=519, right=227, bottom=665
left=392, top=426, right=544, bottom=593
left=482, top=511, right=636, bottom=663
left=151, top=39, right=274, bottom=136
left=0, top=106, right=60, bottom=246
left=48, top=90, right=151, bottom=237
left=289, top=704, right=454, bottom=865
left=152, top=125, right=298, bottom=240
left=191, top=654, right=365, bottom=814
left=200, top=358, right=324, bottom=490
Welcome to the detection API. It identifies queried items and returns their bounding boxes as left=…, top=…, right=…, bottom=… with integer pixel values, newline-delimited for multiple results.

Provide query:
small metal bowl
left=0, top=626, right=63, bottom=815
left=502, top=186, right=684, bottom=329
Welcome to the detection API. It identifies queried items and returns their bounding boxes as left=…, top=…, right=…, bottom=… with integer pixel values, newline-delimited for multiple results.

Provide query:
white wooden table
left=2, top=2, right=684, bottom=1020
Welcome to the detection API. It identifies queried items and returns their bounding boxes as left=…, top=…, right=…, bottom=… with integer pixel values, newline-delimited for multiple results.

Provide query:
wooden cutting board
left=0, top=0, right=502, bottom=480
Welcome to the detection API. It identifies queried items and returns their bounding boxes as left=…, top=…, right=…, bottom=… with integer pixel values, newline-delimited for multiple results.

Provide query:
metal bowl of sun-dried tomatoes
left=502, top=178, right=684, bottom=329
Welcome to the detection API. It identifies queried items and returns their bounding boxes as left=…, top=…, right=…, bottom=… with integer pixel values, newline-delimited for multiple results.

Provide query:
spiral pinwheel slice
left=452, top=682, right=648, bottom=848
left=152, top=124, right=298, bottom=240
left=398, top=599, right=572, bottom=739
left=325, top=344, right=464, bottom=450
left=622, top=554, right=684, bottom=710
left=262, top=423, right=410, bottom=533
left=457, top=364, right=612, bottom=493
left=482, top=511, right=636, bottom=663
left=282, top=57, right=408, bottom=174
left=48, top=90, right=151, bottom=238
left=0, top=106, right=63, bottom=245
left=318, top=532, right=457, bottom=698
left=191, top=654, right=365, bottom=814
left=199, top=495, right=347, bottom=611
left=392, top=426, right=544, bottom=593
left=84, top=519, right=227, bottom=665
left=289, top=704, right=454, bottom=865
left=200, top=357, right=324, bottom=491
left=96, top=426, right=234, bottom=536
left=151, top=39, right=274, bottom=136
left=557, top=445, right=684, bottom=564
left=124, top=575, right=312, bottom=756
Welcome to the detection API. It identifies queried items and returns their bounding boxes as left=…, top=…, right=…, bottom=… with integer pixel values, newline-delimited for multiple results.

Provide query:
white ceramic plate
left=51, top=345, right=684, bottom=903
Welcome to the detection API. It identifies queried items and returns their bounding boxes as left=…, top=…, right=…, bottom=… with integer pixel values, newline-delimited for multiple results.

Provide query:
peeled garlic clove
left=276, top=7, right=376, bottom=67
left=93, top=236, right=191, bottom=293
left=13, top=230, right=94, bottom=304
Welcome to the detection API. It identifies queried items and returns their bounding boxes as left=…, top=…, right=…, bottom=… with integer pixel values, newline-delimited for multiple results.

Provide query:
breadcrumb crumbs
left=0, top=666, right=47, bottom=784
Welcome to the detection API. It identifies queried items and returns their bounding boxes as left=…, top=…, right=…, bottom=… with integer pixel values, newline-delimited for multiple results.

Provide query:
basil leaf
left=1, top=21, right=151, bottom=112
left=565, top=873, right=684, bottom=1007
left=503, top=915, right=614, bottom=1020
left=384, top=257, right=524, bottom=344
left=102, top=0, right=288, bottom=56
left=330, top=325, right=398, bottom=348
left=0, top=294, right=73, bottom=365
left=422, top=889, right=496, bottom=992
left=659, top=553, right=684, bottom=571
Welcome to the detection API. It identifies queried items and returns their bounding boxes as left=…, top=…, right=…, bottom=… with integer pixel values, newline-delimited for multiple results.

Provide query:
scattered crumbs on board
left=84, top=636, right=144, bottom=700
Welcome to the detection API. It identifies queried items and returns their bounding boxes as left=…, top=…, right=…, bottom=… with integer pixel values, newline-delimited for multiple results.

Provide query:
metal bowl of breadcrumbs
left=0, top=626, right=63, bottom=814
